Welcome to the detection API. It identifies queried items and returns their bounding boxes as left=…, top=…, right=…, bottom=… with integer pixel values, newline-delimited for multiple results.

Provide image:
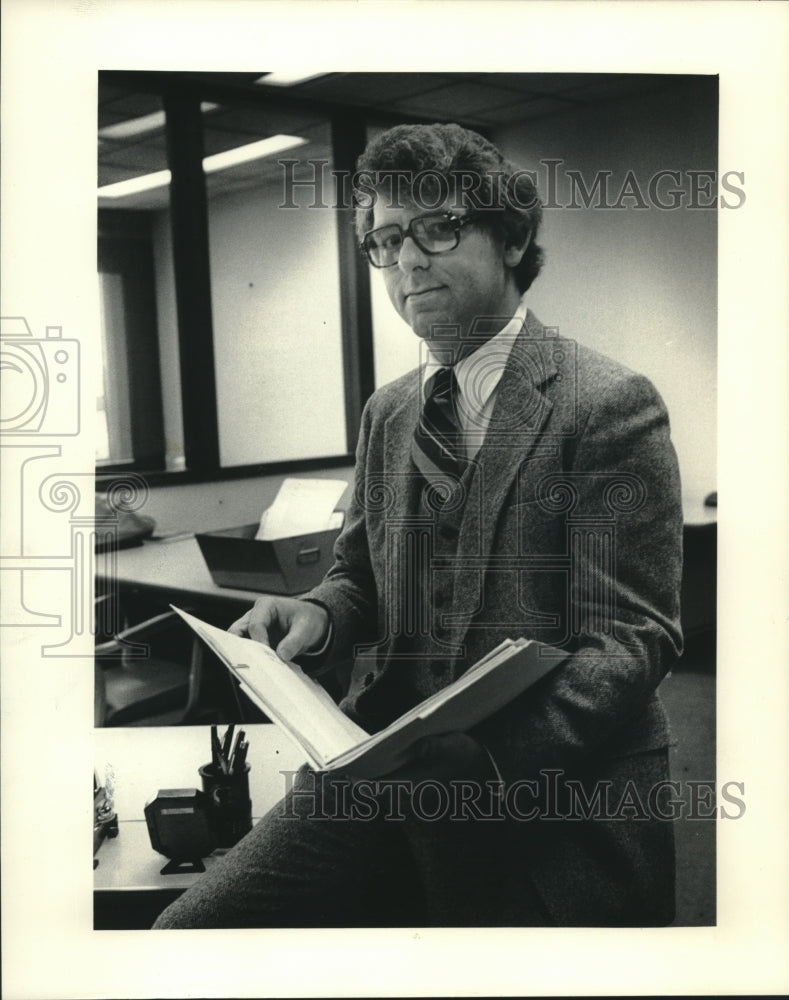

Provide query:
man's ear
left=503, top=231, right=531, bottom=268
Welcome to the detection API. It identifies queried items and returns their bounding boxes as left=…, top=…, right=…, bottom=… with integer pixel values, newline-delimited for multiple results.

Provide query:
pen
left=221, top=724, right=235, bottom=761
left=228, top=728, right=242, bottom=772
left=235, top=738, right=249, bottom=773
left=229, top=729, right=246, bottom=773
left=211, top=726, right=226, bottom=773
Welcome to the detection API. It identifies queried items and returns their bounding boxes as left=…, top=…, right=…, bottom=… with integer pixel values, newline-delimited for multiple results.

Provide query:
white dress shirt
left=422, top=291, right=529, bottom=461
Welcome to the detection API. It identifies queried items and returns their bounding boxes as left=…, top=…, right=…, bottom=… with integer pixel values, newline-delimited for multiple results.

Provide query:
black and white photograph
left=93, top=68, right=719, bottom=934
left=2, top=3, right=787, bottom=998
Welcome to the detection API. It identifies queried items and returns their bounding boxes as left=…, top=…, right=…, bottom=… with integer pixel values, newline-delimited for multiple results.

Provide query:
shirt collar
left=422, top=291, right=529, bottom=407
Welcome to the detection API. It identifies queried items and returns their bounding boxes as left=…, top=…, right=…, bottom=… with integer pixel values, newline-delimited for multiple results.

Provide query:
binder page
left=329, top=643, right=566, bottom=777
left=173, top=608, right=368, bottom=764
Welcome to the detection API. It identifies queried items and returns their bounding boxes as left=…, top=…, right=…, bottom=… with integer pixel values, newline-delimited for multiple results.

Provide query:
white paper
left=255, top=478, right=347, bottom=540
left=171, top=607, right=368, bottom=764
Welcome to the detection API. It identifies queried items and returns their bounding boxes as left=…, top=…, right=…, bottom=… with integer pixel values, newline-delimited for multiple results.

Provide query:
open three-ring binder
left=173, top=607, right=566, bottom=779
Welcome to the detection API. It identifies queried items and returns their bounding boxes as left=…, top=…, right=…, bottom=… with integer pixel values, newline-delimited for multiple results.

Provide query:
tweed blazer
left=307, top=312, right=684, bottom=924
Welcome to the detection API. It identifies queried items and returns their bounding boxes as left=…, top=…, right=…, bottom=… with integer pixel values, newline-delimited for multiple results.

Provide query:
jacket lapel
left=381, top=371, right=423, bottom=525
left=451, top=314, right=559, bottom=646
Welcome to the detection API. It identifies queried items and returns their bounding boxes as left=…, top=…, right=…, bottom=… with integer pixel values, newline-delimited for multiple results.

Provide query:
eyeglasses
left=360, top=211, right=478, bottom=268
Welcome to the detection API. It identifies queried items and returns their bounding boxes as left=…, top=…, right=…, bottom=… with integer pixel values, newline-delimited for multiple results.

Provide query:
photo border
left=2, top=2, right=787, bottom=997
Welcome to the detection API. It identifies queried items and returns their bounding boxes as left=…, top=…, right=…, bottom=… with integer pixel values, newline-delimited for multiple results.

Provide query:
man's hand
left=229, top=597, right=329, bottom=661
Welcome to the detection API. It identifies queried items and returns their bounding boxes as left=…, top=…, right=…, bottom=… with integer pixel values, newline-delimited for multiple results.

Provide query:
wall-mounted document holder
left=195, top=521, right=342, bottom=595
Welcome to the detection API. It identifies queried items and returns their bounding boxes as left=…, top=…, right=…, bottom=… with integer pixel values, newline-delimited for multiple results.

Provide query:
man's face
left=372, top=199, right=524, bottom=350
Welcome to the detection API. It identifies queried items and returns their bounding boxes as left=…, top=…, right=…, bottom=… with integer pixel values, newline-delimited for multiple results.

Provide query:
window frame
left=95, top=71, right=485, bottom=488
left=97, top=209, right=166, bottom=471
left=96, top=72, right=376, bottom=485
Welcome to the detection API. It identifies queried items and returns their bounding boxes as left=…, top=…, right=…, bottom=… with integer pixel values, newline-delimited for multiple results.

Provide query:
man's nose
left=397, top=234, right=429, bottom=273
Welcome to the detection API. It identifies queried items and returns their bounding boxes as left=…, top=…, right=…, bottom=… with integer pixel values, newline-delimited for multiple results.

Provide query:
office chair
left=94, top=609, right=205, bottom=727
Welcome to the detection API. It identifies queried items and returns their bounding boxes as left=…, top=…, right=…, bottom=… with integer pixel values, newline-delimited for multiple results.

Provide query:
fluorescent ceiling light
left=98, top=134, right=307, bottom=198
left=99, top=102, right=219, bottom=140
left=254, top=72, right=327, bottom=87
left=202, top=134, right=307, bottom=172
left=98, top=169, right=171, bottom=198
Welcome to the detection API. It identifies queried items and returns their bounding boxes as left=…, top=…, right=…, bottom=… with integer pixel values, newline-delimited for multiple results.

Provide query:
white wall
left=371, top=265, right=428, bottom=387
left=152, top=179, right=348, bottom=470
left=208, top=180, right=347, bottom=467
left=496, top=78, right=718, bottom=502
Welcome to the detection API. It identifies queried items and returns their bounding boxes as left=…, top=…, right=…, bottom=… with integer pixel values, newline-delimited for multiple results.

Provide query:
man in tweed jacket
left=155, top=123, right=683, bottom=929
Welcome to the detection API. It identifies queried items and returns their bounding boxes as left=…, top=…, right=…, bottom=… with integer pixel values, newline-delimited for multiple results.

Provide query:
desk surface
left=95, top=820, right=228, bottom=892
left=98, top=536, right=260, bottom=612
left=682, top=494, right=718, bottom=527
left=94, top=725, right=307, bottom=893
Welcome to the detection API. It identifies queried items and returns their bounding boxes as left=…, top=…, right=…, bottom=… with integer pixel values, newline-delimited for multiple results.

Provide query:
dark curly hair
left=354, top=123, right=544, bottom=293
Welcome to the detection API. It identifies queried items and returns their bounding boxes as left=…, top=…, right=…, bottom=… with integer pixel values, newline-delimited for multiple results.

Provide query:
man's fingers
left=228, top=612, right=252, bottom=637
left=277, top=603, right=330, bottom=661
left=228, top=599, right=277, bottom=646
left=276, top=610, right=315, bottom=661
left=246, top=610, right=273, bottom=646
left=226, top=598, right=328, bottom=659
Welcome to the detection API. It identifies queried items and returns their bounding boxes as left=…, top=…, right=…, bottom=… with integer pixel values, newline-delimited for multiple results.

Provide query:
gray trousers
left=153, top=765, right=552, bottom=929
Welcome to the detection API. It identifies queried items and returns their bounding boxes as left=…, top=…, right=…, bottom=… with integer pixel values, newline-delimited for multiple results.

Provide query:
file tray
left=195, top=521, right=342, bottom=595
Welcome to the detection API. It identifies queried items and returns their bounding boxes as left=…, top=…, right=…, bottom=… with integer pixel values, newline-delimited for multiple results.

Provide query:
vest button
left=363, top=672, right=375, bottom=687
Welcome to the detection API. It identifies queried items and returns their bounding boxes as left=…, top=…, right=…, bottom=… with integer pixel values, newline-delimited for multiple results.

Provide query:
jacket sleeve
left=471, top=371, right=684, bottom=781
left=304, top=396, right=379, bottom=665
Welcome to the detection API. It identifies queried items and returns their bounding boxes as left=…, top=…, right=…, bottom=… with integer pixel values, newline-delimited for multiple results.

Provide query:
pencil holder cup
left=198, top=761, right=252, bottom=849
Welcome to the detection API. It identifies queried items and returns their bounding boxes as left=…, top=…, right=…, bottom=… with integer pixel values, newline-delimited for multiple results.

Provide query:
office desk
left=98, top=536, right=261, bottom=620
left=681, top=505, right=717, bottom=644
left=94, top=725, right=307, bottom=928
left=681, top=494, right=717, bottom=527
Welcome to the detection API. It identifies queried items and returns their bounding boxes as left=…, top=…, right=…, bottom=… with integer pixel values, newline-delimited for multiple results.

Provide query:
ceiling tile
left=292, top=72, right=463, bottom=106
left=390, top=79, right=544, bottom=118
left=558, top=74, right=670, bottom=102
left=476, top=95, right=581, bottom=125
left=461, top=72, right=571, bottom=96
left=98, top=142, right=169, bottom=172
left=98, top=186, right=170, bottom=211
left=97, top=93, right=163, bottom=129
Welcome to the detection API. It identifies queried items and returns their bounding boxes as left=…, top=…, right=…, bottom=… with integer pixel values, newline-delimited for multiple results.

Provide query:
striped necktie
left=411, top=366, right=464, bottom=493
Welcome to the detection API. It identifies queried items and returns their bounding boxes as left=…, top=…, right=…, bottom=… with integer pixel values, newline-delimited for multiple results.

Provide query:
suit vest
left=344, top=462, right=477, bottom=733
